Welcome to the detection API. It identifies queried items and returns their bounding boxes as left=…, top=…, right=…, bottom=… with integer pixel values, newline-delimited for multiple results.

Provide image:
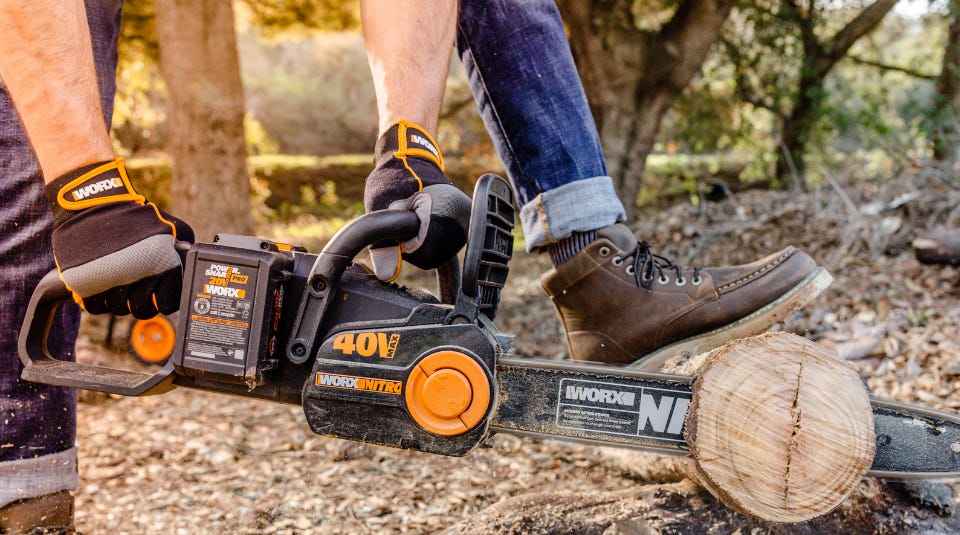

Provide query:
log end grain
left=685, top=333, right=875, bottom=523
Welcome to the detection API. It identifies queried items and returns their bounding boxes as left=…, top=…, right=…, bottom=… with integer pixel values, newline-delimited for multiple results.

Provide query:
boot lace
left=623, top=241, right=702, bottom=289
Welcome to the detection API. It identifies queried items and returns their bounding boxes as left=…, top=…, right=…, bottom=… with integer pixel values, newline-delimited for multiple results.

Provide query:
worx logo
left=561, top=380, right=690, bottom=436
left=316, top=373, right=402, bottom=395
left=410, top=134, right=440, bottom=159
left=204, top=284, right=246, bottom=299
left=71, top=177, right=124, bottom=200
left=565, top=385, right=635, bottom=406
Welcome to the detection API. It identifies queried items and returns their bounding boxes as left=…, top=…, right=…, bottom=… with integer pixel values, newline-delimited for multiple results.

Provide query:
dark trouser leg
left=0, top=0, right=122, bottom=525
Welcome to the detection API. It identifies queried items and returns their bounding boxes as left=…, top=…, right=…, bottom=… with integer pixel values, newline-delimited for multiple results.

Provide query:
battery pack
left=172, top=235, right=293, bottom=387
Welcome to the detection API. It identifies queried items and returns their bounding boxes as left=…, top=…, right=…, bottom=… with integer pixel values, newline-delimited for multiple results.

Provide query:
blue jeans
left=0, top=0, right=122, bottom=507
left=457, top=0, right=626, bottom=251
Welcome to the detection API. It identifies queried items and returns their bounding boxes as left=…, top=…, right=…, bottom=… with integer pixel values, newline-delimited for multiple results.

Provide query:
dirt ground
left=71, top=169, right=960, bottom=534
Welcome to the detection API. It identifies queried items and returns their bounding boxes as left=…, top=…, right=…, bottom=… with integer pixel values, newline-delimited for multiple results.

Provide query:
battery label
left=185, top=261, right=257, bottom=368
left=556, top=379, right=690, bottom=442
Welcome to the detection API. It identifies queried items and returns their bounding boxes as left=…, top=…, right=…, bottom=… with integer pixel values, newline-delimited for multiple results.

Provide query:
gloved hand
left=363, top=120, right=471, bottom=281
left=45, top=158, right=194, bottom=319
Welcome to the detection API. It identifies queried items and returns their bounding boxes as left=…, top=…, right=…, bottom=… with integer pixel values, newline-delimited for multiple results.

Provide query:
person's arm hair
left=0, top=0, right=115, bottom=181
left=361, top=0, right=457, bottom=137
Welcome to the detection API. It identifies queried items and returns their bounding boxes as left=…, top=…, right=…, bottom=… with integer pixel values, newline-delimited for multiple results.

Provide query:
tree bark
left=155, top=0, right=251, bottom=241
left=934, top=0, right=960, bottom=161
left=557, top=0, right=734, bottom=220
left=775, top=0, right=896, bottom=187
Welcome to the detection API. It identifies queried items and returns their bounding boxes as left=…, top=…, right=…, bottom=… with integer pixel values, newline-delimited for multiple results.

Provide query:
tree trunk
left=557, top=0, right=734, bottom=220
left=155, top=0, right=250, bottom=241
left=776, top=75, right=824, bottom=189
left=934, top=0, right=960, bottom=161
left=774, top=0, right=896, bottom=186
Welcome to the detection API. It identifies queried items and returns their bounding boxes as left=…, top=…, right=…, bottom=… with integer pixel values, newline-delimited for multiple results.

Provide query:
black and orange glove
left=45, top=158, right=194, bottom=319
left=363, top=120, right=471, bottom=281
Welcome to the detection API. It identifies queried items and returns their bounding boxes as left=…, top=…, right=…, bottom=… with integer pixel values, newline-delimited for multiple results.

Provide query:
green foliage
left=112, top=0, right=165, bottom=154
left=660, top=58, right=760, bottom=155
left=244, top=112, right=280, bottom=155
left=714, top=0, right=944, bottom=183
left=719, top=0, right=804, bottom=117
left=815, top=14, right=944, bottom=167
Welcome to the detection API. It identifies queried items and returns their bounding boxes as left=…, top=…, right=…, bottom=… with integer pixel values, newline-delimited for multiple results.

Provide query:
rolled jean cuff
left=0, top=447, right=77, bottom=508
left=519, top=176, right=626, bottom=252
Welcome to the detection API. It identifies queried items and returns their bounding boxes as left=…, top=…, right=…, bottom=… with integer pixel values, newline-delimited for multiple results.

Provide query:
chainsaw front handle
left=285, top=209, right=422, bottom=364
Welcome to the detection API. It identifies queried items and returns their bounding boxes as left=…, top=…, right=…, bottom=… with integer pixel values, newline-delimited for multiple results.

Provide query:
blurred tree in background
left=557, top=0, right=736, bottom=219
left=933, top=0, right=960, bottom=161
left=720, top=0, right=897, bottom=189
left=156, top=0, right=250, bottom=240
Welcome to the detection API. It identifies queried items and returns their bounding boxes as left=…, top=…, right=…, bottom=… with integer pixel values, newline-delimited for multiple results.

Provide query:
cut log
left=669, top=333, right=875, bottom=523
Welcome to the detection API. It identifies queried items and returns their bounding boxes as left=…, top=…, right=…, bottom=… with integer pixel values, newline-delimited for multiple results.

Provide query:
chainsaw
left=18, top=174, right=960, bottom=479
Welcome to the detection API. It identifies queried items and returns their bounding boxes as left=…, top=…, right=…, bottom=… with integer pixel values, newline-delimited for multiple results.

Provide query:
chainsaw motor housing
left=300, top=173, right=514, bottom=455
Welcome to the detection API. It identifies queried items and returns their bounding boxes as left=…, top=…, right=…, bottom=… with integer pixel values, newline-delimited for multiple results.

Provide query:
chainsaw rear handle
left=18, top=269, right=74, bottom=369
left=18, top=269, right=177, bottom=395
left=17, top=242, right=192, bottom=395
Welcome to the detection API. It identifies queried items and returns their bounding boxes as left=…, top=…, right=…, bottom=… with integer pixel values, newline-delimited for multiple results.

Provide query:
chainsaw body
left=20, top=174, right=514, bottom=457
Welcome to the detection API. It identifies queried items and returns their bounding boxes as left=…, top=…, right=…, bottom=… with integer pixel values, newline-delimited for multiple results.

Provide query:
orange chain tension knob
left=405, top=350, right=491, bottom=436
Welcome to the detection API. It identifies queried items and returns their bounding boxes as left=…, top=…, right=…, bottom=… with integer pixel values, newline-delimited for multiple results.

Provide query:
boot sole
left=631, top=267, right=833, bottom=372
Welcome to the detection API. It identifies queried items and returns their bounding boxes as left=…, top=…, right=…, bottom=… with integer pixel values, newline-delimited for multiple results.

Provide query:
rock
left=898, top=480, right=956, bottom=517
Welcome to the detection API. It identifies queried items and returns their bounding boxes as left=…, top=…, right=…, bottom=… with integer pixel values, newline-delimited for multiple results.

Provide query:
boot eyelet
left=625, top=265, right=635, bottom=275
left=612, top=257, right=623, bottom=266
left=599, top=246, right=611, bottom=257
left=642, top=273, right=653, bottom=282
left=692, top=276, right=703, bottom=286
left=676, top=277, right=686, bottom=286
left=658, top=275, right=670, bottom=285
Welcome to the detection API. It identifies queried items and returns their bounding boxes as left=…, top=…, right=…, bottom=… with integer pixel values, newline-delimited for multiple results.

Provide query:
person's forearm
left=0, top=0, right=115, bottom=181
left=361, top=0, right=458, bottom=136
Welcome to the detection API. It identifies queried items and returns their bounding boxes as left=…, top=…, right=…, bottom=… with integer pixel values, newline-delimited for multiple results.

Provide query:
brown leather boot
left=0, top=490, right=74, bottom=534
left=541, top=224, right=832, bottom=370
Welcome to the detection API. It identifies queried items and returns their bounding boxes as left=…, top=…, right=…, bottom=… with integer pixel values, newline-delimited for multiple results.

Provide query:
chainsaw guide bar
left=492, top=357, right=960, bottom=479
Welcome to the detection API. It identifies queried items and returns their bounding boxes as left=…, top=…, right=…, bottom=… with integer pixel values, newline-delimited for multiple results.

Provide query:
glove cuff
left=45, top=158, right=144, bottom=226
left=374, top=120, right=444, bottom=171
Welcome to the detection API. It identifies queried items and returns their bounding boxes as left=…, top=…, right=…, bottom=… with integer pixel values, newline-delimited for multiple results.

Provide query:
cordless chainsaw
left=18, top=174, right=960, bottom=479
